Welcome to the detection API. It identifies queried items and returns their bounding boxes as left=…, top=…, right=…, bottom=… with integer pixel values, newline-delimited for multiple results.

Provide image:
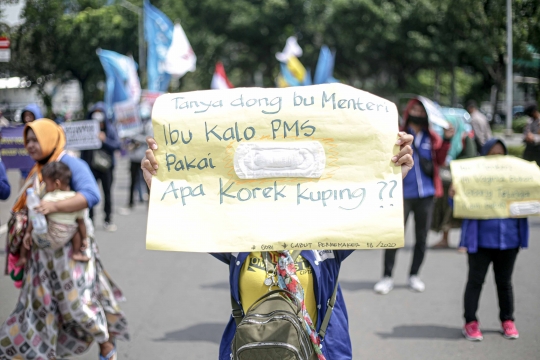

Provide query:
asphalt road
left=1, top=159, right=539, bottom=360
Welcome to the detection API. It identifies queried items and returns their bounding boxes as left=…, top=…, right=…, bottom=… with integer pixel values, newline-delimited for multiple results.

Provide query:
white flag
left=124, top=55, right=141, bottom=103
left=275, top=36, right=303, bottom=63
left=165, top=23, right=196, bottom=78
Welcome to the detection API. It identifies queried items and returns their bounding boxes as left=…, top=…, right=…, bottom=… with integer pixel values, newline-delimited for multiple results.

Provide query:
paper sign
left=146, top=83, right=404, bottom=252
left=0, top=126, right=34, bottom=170
left=114, top=100, right=142, bottom=138
left=451, top=156, right=540, bottom=218
left=62, top=120, right=101, bottom=150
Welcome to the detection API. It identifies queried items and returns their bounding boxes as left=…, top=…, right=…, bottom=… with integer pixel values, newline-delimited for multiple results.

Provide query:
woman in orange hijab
left=2, top=119, right=129, bottom=360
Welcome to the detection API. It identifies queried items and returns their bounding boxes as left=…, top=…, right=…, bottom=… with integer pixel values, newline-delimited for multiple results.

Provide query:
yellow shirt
left=239, top=252, right=317, bottom=324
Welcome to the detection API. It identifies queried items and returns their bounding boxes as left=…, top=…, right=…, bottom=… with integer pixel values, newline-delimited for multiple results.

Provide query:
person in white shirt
left=466, top=100, right=492, bottom=148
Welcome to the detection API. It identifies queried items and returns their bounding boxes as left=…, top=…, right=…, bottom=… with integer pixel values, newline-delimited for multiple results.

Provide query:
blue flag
left=314, top=45, right=339, bottom=85
left=97, top=49, right=131, bottom=114
left=144, top=0, right=173, bottom=92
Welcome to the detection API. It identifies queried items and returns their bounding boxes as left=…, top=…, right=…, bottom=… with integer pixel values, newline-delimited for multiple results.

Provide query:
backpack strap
left=318, top=275, right=339, bottom=340
left=231, top=292, right=244, bottom=326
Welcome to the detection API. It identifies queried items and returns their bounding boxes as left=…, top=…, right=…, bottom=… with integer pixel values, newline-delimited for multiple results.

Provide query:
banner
left=61, top=120, right=101, bottom=151
left=146, top=83, right=404, bottom=252
left=114, top=100, right=142, bottom=138
left=0, top=126, right=34, bottom=170
left=140, top=90, right=164, bottom=119
left=451, top=156, right=540, bottom=218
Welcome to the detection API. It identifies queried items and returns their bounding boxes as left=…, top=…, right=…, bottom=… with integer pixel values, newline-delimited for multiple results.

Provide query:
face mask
left=91, top=111, right=105, bottom=122
left=408, top=115, right=429, bottom=127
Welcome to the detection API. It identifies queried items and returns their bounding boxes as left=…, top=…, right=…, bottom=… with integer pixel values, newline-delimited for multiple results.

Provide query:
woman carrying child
left=19, top=162, right=90, bottom=264
left=1, top=119, right=128, bottom=360
left=458, top=139, right=527, bottom=341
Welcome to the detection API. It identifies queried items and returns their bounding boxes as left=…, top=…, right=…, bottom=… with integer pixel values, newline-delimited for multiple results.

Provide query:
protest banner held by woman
left=141, top=131, right=414, bottom=360
left=374, top=99, right=454, bottom=295
left=457, top=139, right=527, bottom=341
left=0, top=119, right=128, bottom=360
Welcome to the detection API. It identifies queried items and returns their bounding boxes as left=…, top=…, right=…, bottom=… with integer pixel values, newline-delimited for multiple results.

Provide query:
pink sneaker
left=501, top=320, right=519, bottom=339
left=463, top=321, right=483, bottom=341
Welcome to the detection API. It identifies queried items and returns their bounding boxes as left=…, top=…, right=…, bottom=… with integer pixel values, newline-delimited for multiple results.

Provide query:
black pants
left=384, top=196, right=434, bottom=277
left=464, top=248, right=519, bottom=323
left=129, top=161, right=142, bottom=207
left=89, top=167, right=114, bottom=223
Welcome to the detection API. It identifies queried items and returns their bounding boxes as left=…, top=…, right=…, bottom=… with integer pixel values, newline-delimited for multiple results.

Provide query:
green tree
left=0, top=0, right=138, bottom=114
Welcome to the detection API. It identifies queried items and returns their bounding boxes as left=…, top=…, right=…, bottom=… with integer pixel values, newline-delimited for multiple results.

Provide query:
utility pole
left=505, top=0, right=513, bottom=135
left=120, top=1, right=145, bottom=85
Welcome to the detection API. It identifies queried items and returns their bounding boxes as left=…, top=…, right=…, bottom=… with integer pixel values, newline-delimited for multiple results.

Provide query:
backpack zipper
left=236, top=342, right=304, bottom=360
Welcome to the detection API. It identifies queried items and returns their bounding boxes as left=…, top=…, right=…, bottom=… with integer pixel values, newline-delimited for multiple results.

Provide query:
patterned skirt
left=0, top=238, right=129, bottom=359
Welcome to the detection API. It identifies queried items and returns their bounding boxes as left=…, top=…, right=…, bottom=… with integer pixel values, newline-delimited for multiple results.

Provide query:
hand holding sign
left=144, top=83, right=411, bottom=253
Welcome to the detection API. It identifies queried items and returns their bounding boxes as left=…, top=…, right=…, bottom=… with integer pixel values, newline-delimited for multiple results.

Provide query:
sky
left=1, top=0, right=25, bottom=27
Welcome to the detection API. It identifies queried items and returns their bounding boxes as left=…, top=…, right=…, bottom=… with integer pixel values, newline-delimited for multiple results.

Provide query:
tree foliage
left=0, top=0, right=539, bottom=115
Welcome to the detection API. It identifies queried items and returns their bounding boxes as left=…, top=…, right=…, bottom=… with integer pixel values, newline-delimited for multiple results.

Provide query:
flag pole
left=120, top=1, right=145, bottom=84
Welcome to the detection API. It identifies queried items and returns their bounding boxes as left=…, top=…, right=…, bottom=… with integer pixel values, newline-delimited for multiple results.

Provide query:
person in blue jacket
left=0, top=159, right=11, bottom=201
left=459, top=138, right=528, bottom=342
left=81, top=102, right=121, bottom=232
left=141, top=132, right=415, bottom=359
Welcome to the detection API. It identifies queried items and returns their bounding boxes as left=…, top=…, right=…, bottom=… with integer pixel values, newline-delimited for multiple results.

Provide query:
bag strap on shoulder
left=318, top=274, right=339, bottom=340
left=230, top=250, right=340, bottom=339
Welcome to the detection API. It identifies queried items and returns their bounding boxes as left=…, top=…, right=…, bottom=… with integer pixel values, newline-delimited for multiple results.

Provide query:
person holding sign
left=375, top=99, right=454, bottom=294
left=141, top=129, right=414, bottom=360
left=0, top=119, right=128, bottom=360
left=458, top=139, right=528, bottom=341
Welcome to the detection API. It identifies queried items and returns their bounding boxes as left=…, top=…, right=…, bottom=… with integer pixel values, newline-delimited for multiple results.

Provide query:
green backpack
left=230, top=251, right=338, bottom=360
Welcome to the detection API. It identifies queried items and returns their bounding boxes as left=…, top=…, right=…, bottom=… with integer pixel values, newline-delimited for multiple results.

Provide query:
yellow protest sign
left=146, top=83, right=404, bottom=252
left=451, top=155, right=540, bottom=219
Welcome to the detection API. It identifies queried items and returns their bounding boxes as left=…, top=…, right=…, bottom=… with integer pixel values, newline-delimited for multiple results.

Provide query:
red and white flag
left=211, top=62, right=234, bottom=89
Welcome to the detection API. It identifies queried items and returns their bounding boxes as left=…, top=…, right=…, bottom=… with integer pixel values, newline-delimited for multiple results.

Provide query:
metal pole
left=505, top=0, right=513, bottom=135
left=120, top=1, right=145, bottom=85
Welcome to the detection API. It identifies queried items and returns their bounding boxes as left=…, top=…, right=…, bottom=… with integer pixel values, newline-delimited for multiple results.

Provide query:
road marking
left=0, top=224, right=6, bottom=236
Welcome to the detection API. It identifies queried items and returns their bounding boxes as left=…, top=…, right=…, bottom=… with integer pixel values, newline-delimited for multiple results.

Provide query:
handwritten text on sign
left=451, top=156, right=540, bottom=219
left=146, top=83, right=404, bottom=252
left=61, top=120, right=101, bottom=151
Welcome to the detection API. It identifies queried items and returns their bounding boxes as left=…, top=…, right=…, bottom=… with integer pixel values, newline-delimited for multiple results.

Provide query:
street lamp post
left=505, top=0, right=513, bottom=135
left=119, top=0, right=145, bottom=84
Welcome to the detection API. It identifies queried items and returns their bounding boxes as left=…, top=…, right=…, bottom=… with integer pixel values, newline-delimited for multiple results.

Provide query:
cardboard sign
left=0, top=126, right=34, bottom=170
left=114, top=100, right=142, bottom=138
left=451, top=156, right=540, bottom=218
left=62, top=120, right=101, bottom=150
left=146, top=83, right=404, bottom=252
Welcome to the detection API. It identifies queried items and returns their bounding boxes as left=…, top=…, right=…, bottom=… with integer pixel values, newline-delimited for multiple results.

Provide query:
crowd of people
left=0, top=98, right=536, bottom=359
